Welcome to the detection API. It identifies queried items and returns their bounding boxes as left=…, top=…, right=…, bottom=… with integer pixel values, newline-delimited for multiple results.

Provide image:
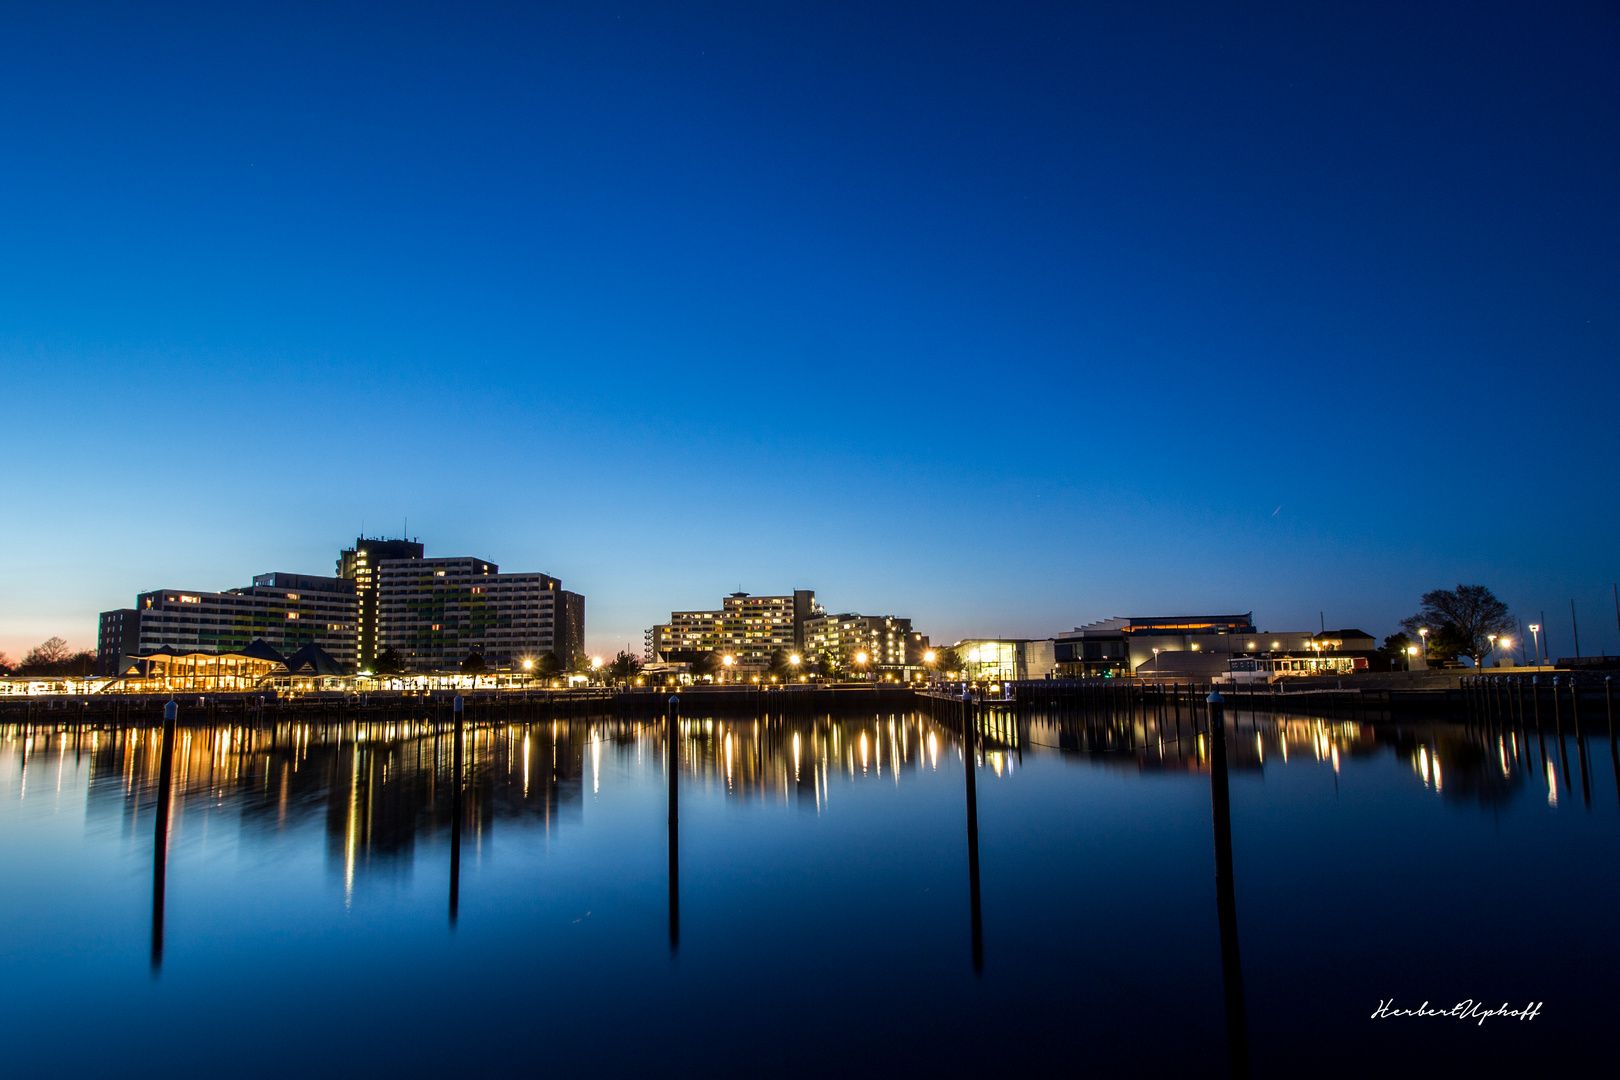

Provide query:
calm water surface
left=2, top=709, right=1615, bottom=1078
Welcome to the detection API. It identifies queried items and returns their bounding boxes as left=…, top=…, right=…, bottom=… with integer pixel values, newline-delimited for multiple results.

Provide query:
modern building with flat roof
left=99, top=574, right=360, bottom=673
left=802, top=612, right=925, bottom=670
left=96, top=608, right=140, bottom=675
left=1054, top=614, right=1259, bottom=678
left=376, top=556, right=583, bottom=672
left=646, top=590, right=820, bottom=665
left=337, top=536, right=425, bottom=671
left=953, top=638, right=1057, bottom=682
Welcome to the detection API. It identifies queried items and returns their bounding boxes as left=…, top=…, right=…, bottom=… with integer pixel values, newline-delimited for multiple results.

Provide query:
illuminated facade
left=115, top=642, right=289, bottom=693
left=954, top=639, right=1057, bottom=682
left=1050, top=615, right=1372, bottom=679
left=337, top=536, right=424, bottom=671
left=646, top=591, right=820, bottom=665
left=375, top=556, right=583, bottom=672
left=802, top=613, right=922, bottom=669
left=1054, top=615, right=1260, bottom=678
left=101, top=575, right=359, bottom=672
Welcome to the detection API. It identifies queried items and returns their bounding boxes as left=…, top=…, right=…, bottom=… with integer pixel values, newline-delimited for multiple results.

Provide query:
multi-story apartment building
left=98, top=573, right=360, bottom=672
left=375, top=556, right=584, bottom=672
left=97, top=609, right=140, bottom=675
left=337, top=536, right=424, bottom=670
left=802, top=613, right=921, bottom=669
left=645, top=590, right=820, bottom=665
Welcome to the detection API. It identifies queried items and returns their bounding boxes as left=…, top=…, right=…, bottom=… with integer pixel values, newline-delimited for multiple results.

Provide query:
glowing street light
left=522, top=659, right=534, bottom=670
left=722, top=654, right=735, bottom=683
left=923, top=650, right=935, bottom=664
left=1528, top=624, right=1542, bottom=666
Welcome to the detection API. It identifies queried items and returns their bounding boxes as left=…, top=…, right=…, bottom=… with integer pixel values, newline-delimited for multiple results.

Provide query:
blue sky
left=2, top=1, right=1617, bottom=661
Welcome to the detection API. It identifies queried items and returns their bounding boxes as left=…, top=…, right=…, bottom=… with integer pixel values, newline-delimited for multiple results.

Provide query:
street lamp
left=856, top=651, right=869, bottom=683
left=1487, top=634, right=1498, bottom=668
left=1152, top=647, right=1160, bottom=672
left=1528, top=624, right=1541, bottom=667
left=522, top=659, right=534, bottom=671
left=1418, top=627, right=1429, bottom=664
left=722, top=654, right=735, bottom=683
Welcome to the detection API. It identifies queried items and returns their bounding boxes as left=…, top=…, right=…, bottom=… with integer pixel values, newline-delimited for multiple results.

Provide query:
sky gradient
left=2, top=1, right=1617, bottom=662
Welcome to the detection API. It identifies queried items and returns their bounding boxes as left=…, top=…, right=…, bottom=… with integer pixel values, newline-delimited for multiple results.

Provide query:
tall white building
left=99, top=573, right=360, bottom=673
left=376, top=556, right=583, bottom=672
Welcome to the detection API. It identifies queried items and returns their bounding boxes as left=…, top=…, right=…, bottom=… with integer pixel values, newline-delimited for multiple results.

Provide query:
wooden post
left=667, top=694, right=680, bottom=951
left=1207, top=690, right=1250, bottom=1079
left=450, top=694, right=464, bottom=925
left=1607, top=677, right=1618, bottom=810
left=151, top=700, right=177, bottom=974
left=962, top=693, right=983, bottom=974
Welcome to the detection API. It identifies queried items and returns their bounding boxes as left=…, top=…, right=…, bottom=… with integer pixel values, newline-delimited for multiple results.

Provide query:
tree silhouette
left=21, top=637, right=72, bottom=675
left=1401, top=586, right=1515, bottom=666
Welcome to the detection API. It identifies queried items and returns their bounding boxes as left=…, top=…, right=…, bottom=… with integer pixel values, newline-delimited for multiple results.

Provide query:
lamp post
left=722, top=654, right=735, bottom=684
left=1528, top=624, right=1541, bottom=668
left=1405, top=645, right=1418, bottom=671
left=1419, top=627, right=1429, bottom=665
left=856, top=651, right=869, bottom=684
left=1487, top=634, right=1498, bottom=669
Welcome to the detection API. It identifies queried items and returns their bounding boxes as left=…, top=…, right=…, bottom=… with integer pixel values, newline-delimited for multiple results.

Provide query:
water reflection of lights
left=344, top=745, right=360, bottom=905
left=591, top=729, right=602, bottom=795
left=859, top=731, right=869, bottom=774
left=1547, top=761, right=1558, bottom=807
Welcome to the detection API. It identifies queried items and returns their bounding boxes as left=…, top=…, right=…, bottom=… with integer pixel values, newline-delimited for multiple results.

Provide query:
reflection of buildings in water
left=1023, top=708, right=1538, bottom=805
left=663, top=714, right=959, bottom=807
left=319, top=725, right=585, bottom=894
left=7, top=722, right=587, bottom=892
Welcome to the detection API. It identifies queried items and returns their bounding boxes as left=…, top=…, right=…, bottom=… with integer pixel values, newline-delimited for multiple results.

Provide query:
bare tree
left=21, top=637, right=72, bottom=674
left=1400, top=585, right=1516, bottom=666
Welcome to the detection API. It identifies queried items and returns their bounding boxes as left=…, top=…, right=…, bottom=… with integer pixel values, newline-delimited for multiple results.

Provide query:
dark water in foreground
left=1, top=710, right=1616, bottom=1078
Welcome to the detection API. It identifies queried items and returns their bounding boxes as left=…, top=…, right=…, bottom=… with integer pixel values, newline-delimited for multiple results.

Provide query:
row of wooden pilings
left=1461, top=672, right=1619, bottom=808
left=1461, top=672, right=1615, bottom=732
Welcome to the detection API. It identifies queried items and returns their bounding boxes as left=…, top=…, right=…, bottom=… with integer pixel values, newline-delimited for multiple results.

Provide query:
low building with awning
left=107, top=639, right=289, bottom=693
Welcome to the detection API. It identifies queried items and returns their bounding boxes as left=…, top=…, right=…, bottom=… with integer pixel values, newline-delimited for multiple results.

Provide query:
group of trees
left=0, top=637, right=96, bottom=677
